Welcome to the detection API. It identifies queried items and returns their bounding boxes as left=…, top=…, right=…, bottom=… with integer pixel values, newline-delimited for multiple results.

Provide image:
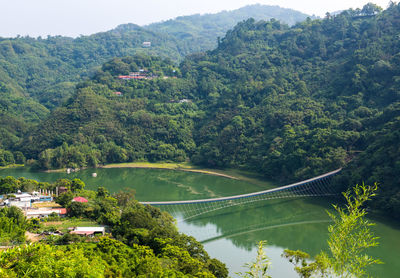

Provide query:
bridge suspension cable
left=140, top=168, right=342, bottom=221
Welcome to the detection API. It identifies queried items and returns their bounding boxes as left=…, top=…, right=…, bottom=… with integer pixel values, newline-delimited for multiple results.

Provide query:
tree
left=0, top=150, right=14, bottom=166
left=13, top=151, right=26, bottom=164
left=68, top=201, right=87, bottom=217
left=0, top=207, right=27, bottom=244
left=0, top=176, right=19, bottom=194
left=96, top=187, right=109, bottom=198
left=283, top=183, right=382, bottom=277
left=113, top=188, right=136, bottom=208
left=0, top=243, right=105, bottom=277
left=70, top=179, right=85, bottom=191
left=18, top=177, right=39, bottom=192
left=207, top=258, right=229, bottom=278
left=54, top=179, right=72, bottom=189
left=56, top=191, right=74, bottom=207
left=361, top=3, right=383, bottom=16
left=238, top=241, right=271, bottom=278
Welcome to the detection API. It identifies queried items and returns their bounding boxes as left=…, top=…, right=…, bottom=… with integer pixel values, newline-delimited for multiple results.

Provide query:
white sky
left=0, top=0, right=392, bottom=38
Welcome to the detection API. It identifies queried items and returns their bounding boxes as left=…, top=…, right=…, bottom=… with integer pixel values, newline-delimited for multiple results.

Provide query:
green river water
left=1, top=167, right=399, bottom=277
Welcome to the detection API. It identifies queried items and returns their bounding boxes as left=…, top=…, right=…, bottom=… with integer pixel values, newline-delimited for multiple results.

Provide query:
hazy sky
left=0, top=0, right=391, bottom=38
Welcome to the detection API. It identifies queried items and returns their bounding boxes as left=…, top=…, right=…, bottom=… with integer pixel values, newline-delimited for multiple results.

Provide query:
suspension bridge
left=140, top=168, right=342, bottom=221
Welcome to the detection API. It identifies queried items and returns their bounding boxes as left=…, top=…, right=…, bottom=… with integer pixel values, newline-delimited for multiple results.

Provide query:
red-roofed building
left=25, top=208, right=68, bottom=218
left=59, top=208, right=67, bottom=215
left=72, top=197, right=88, bottom=203
left=118, top=75, right=147, bottom=80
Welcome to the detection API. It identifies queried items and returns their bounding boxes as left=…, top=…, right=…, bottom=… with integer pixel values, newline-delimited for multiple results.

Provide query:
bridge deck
left=140, top=168, right=342, bottom=205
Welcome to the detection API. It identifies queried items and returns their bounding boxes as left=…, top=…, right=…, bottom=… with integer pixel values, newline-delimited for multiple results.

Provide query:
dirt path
left=25, top=231, right=42, bottom=242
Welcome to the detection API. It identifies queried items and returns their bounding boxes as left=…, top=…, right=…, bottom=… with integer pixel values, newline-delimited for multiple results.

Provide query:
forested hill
left=0, top=24, right=181, bottom=112
left=0, top=4, right=308, bottom=114
left=0, top=4, right=310, bottom=171
left=18, top=3, right=400, bottom=218
left=0, top=5, right=309, bottom=156
left=146, top=4, right=309, bottom=54
left=0, top=25, right=183, bottom=156
left=183, top=2, right=400, bottom=217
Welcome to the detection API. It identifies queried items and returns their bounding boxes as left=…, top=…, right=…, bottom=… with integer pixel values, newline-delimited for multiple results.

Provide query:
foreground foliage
left=0, top=177, right=228, bottom=277
left=0, top=237, right=222, bottom=277
left=237, top=240, right=271, bottom=278
left=0, top=206, right=26, bottom=245
left=283, top=183, right=381, bottom=277
left=239, top=184, right=381, bottom=277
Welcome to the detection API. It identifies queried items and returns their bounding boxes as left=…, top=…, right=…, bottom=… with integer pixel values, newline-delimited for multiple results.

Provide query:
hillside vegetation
left=0, top=5, right=309, bottom=162
left=1, top=3, right=400, bottom=218
left=0, top=4, right=308, bottom=114
left=14, top=3, right=400, bottom=218
left=0, top=177, right=227, bottom=277
left=146, top=4, right=309, bottom=53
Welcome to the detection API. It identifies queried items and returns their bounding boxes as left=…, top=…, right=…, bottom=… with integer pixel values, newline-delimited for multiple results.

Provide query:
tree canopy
left=1, top=3, right=400, bottom=218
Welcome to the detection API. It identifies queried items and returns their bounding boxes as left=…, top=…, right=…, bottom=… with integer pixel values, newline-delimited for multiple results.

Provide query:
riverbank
left=101, top=162, right=240, bottom=180
left=38, top=162, right=274, bottom=188
left=102, top=162, right=275, bottom=188
left=0, top=164, right=24, bottom=170
left=43, top=168, right=69, bottom=173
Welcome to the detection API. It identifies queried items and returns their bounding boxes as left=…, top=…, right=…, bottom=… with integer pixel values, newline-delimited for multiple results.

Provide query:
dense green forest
left=1, top=3, right=400, bottom=219
left=0, top=26, right=182, bottom=156
left=146, top=4, right=309, bottom=54
left=0, top=4, right=307, bottom=112
left=0, top=177, right=227, bottom=277
left=0, top=5, right=308, bottom=162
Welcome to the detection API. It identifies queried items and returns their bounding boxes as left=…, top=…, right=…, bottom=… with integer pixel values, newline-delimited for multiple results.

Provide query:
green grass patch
left=102, top=162, right=276, bottom=188
left=103, top=161, right=195, bottom=169
left=44, top=218, right=100, bottom=233
left=0, top=164, right=24, bottom=170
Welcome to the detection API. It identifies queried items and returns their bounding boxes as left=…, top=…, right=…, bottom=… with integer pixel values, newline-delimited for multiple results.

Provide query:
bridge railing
left=140, top=168, right=342, bottom=206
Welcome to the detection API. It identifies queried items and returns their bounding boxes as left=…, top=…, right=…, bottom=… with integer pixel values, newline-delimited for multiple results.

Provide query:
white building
left=2, top=192, right=53, bottom=209
left=25, top=208, right=67, bottom=218
left=70, top=227, right=106, bottom=236
left=142, top=41, right=151, bottom=47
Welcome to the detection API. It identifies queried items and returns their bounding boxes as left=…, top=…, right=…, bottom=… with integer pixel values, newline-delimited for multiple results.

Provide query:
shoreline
left=101, top=163, right=239, bottom=180
left=43, top=168, right=83, bottom=173
left=39, top=162, right=274, bottom=187
left=0, top=164, right=24, bottom=170
left=100, top=163, right=275, bottom=188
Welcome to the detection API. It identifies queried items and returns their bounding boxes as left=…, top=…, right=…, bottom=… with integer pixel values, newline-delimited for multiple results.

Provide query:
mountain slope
left=0, top=25, right=181, bottom=111
left=146, top=4, right=310, bottom=53
left=0, top=4, right=310, bottom=155
left=21, top=3, right=400, bottom=218
left=0, top=4, right=309, bottom=114
left=0, top=24, right=182, bottom=153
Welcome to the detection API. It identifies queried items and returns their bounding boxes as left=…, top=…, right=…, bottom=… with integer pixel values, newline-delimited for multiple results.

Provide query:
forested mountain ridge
left=18, top=3, right=400, bottom=218
left=0, top=4, right=308, bottom=114
left=0, top=5, right=309, bottom=159
left=188, top=2, right=400, bottom=217
left=0, top=24, right=181, bottom=111
left=21, top=55, right=196, bottom=166
left=0, top=24, right=182, bottom=158
left=184, top=2, right=400, bottom=216
left=146, top=4, right=309, bottom=54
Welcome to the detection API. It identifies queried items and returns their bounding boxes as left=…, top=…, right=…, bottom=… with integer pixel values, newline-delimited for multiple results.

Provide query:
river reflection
left=174, top=198, right=333, bottom=277
left=176, top=198, right=400, bottom=277
left=1, top=167, right=399, bottom=277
